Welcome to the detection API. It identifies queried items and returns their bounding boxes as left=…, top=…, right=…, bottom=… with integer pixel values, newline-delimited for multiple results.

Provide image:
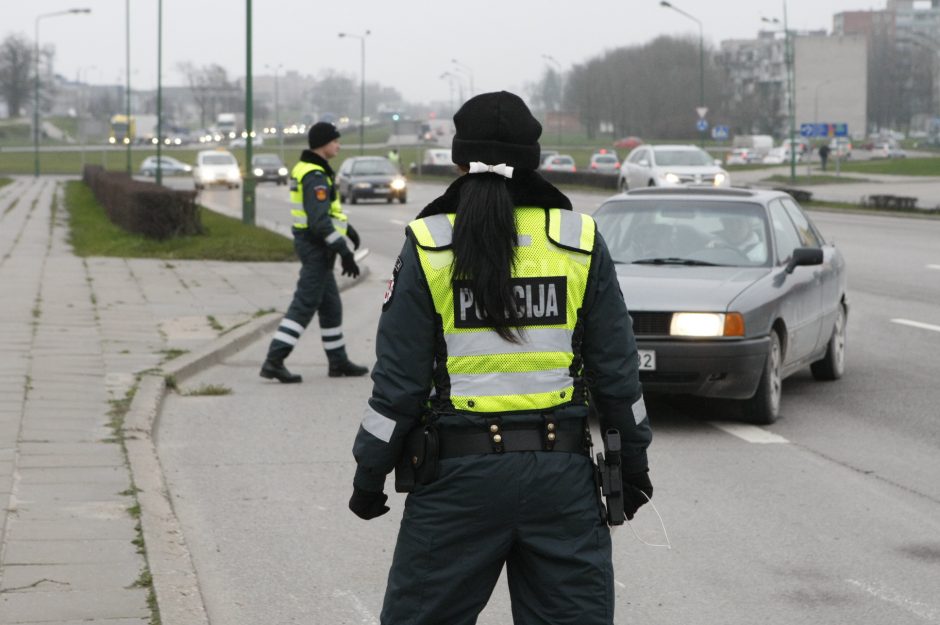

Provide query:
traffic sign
left=800, top=122, right=849, bottom=137
left=696, top=107, right=708, bottom=119
left=711, top=125, right=730, bottom=140
left=800, top=123, right=817, bottom=137
left=696, top=119, right=709, bottom=132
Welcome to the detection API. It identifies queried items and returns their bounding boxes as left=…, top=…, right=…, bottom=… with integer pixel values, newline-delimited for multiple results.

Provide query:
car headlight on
left=253, top=168, right=264, bottom=176
left=391, top=177, right=406, bottom=191
left=278, top=167, right=288, bottom=176
left=714, top=172, right=727, bottom=186
left=109, top=137, right=116, bottom=144
left=670, top=312, right=745, bottom=337
left=663, top=172, right=680, bottom=184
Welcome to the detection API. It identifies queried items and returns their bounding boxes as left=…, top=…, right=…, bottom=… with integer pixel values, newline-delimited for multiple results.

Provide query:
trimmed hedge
left=82, top=165, right=203, bottom=240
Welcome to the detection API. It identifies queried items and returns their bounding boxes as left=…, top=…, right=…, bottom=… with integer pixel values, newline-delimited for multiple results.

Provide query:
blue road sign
left=711, top=125, right=730, bottom=140
left=801, top=123, right=849, bottom=138
left=696, top=119, right=709, bottom=132
left=800, top=123, right=817, bottom=137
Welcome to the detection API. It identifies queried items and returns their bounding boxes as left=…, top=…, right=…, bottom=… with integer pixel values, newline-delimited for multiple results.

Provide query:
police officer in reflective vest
left=260, top=122, right=369, bottom=383
left=349, top=92, right=653, bottom=624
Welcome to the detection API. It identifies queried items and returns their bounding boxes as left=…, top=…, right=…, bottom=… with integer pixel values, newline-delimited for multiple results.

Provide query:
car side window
left=769, top=200, right=804, bottom=265
left=628, top=149, right=644, bottom=164
left=780, top=198, right=823, bottom=247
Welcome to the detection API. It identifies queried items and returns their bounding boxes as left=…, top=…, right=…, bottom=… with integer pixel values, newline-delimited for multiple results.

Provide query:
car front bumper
left=636, top=335, right=770, bottom=399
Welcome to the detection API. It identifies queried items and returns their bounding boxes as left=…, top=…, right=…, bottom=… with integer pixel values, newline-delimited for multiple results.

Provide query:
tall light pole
left=33, top=8, right=91, bottom=177
left=77, top=65, right=96, bottom=171
left=125, top=0, right=131, bottom=174
left=155, top=0, right=164, bottom=185
left=451, top=59, right=475, bottom=98
left=440, top=72, right=458, bottom=113
left=660, top=1, right=705, bottom=147
left=763, top=3, right=797, bottom=181
left=339, top=30, right=371, bottom=155
left=243, top=0, right=256, bottom=225
left=542, top=54, right=564, bottom=147
left=266, top=63, right=284, bottom=160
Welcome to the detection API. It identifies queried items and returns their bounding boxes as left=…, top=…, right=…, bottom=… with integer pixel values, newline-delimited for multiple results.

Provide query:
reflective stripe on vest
left=409, top=207, right=595, bottom=413
left=289, top=161, right=348, bottom=236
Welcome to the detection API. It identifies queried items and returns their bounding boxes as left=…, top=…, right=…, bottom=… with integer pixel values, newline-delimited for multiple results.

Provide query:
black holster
left=394, top=423, right=440, bottom=493
left=596, top=428, right=625, bottom=526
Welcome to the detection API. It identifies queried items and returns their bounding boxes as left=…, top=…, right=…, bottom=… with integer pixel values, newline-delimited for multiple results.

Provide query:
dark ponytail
left=452, top=174, right=522, bottom=343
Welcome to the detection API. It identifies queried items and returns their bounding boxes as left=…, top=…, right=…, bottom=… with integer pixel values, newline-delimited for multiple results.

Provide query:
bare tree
left=0, top=34, right=34, bottom=118
left=177, top=62, right=240, bottom=128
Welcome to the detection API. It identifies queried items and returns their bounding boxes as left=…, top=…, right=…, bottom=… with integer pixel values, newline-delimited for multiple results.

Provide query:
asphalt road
left=156, top=178, right=940, bottom=624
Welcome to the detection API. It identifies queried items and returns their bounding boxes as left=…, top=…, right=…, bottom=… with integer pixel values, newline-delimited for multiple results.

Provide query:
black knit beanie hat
left=308, top=122, right=341, bottom=149
left=452, top=91, right=542, bottom=170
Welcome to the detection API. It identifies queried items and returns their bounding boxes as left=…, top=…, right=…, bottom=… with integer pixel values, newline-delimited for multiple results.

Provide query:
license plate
left=373, top=187, right=389, bottom=194
left=638, top=350, right=656, bottom=370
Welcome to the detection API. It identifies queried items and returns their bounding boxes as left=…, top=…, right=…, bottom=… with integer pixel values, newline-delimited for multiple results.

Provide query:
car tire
left=399, top=195, right=407, bottom=204
left=741, top=330, right=782, bottom=425
left=387, top=196, right=394, bottom=204
left=648, top=179, right=656, bottom=187
left=619, top=178, right=629, bottom=193
left=811, top=302, right=846, bottom=381
left=350, top=193, right=358, bottom=205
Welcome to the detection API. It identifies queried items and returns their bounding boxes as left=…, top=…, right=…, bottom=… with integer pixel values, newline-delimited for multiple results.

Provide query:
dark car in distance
left=251, top=154, right=288, bottom=185
left=336, top=156, right=407, bottom=204
left=593, top=187, right=848, bottom=424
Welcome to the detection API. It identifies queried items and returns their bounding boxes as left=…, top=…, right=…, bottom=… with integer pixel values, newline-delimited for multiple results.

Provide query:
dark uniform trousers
left=380, top=451, right=614, bottom=625
left=266, top=235, right=348, bottom=364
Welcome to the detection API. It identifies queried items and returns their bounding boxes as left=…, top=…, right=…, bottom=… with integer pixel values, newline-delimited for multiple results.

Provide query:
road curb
left=122, top=269, right=369, bottom=625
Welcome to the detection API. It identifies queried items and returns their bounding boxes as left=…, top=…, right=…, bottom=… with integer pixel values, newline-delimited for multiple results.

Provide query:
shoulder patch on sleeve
left=382, top=255, right=403, bottom=311
left=314, top=185, right=329, bottom=201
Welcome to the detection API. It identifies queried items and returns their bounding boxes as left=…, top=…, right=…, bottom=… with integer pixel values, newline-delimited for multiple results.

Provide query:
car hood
left=614, top=264, right=769, bottom=311
left=198, top=164, right=239, bottom=175
left=651, top=165, right=725, bottom=175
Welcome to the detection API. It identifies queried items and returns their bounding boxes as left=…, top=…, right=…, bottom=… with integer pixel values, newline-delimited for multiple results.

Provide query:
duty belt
left=438, top=419, right=588, bottom=459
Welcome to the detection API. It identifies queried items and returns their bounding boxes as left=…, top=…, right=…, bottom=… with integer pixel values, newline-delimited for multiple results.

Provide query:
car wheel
left=387, top=196, right=394, bottom=204
left=741, top=330, right=782, bottom=425
left=399, top=195, right=407, bottom=204
left=811, top=302, right=846, bottom=381
left=350, top=193, right=358, bottom=205
left=648, top=179, right=656, bottom=187
left=619, top=178, right=629, bottom=193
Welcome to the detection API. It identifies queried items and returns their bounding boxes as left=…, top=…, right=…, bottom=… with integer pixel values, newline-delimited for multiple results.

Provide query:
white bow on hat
left=468, top=161, right=514, bottom=179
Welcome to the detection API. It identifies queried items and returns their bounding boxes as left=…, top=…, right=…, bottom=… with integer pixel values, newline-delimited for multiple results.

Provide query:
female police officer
left=349, top=91, right=653, bottom=624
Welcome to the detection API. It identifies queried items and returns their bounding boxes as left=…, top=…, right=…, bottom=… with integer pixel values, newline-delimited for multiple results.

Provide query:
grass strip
left=64, top=180, right=295, bottom=261
left=761, top=174, right=870, bottom=186
left=837, top=157, right=940, bottom=176
left=0, top=177, right=11, bottom=190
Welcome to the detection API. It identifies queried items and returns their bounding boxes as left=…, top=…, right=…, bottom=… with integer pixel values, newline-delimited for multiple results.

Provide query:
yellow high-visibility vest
left=289, top=161, right=348, bottom=236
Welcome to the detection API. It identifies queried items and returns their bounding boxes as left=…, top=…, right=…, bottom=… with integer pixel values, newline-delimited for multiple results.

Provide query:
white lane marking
left=927, top=264, right=940, bottom=270
left=614, top=579, right=626, bottom=589
left=390, top=218, right=406, bottom=226
left=846, top=579, right=940, bottom=622
left=333, top=589, right=379, bottom=624
left=709, top=422, right=789, bottom=444
left=891, top=318, right=940, bottom=334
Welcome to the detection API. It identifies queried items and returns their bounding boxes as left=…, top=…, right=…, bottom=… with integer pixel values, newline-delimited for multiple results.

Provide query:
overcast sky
left=8, top=0, right=886, bottom=104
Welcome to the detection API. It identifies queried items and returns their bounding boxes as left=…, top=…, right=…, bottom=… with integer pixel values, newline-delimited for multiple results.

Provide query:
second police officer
left=349, top=91, right=653, bottom=624
left=260, top=122, right=369, bottom=383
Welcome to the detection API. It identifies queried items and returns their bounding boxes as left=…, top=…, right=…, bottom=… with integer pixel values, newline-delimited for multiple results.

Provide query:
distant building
left=793, top=35, right=868, bottom=140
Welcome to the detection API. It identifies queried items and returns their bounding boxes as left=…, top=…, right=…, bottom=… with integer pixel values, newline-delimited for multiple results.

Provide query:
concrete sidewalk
left=0, top=176, right=362, bottom=624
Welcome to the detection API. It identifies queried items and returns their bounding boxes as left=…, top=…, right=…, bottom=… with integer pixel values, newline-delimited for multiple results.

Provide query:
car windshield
left=653, top=149, right=714, bottom=167
left=202, top=154, right=236, bottom=165
left=593, top=155, right=617, bottom=164
left=352, top=160, right=397, bottom=175
left=254, top=156, right=281, bottom=166
left=594, top=199, right=771, bottom=267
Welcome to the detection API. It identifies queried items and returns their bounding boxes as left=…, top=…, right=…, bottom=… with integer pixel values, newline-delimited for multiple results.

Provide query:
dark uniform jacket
left=352, top=171, right=651, bottom=491
left=294, top=150, right=352, bottom=258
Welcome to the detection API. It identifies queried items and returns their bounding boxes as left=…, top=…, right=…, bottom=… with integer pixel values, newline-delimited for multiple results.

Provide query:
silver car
left=619, top=144, right=730, bottom=192
left=593, top=187, right=848, bottom=424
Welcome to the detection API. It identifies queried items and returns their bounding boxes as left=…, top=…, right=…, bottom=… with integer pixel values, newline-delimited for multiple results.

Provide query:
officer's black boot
left=260, top=359, right=303, bottom=383
left=328, top=359, right=369, bottom=377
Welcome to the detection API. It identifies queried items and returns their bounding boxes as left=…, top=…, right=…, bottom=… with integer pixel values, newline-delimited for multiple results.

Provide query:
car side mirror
left=786, top=247, right=823, bottom=273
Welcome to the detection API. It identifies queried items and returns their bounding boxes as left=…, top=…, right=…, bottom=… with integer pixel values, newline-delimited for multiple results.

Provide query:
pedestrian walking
left=348, top=91, right=653, bottom=624
left=818, top=143, right=831, bottom=171
left=260, top=122, right=369, bottom=383
left=387, top=148, right=400, bottom=172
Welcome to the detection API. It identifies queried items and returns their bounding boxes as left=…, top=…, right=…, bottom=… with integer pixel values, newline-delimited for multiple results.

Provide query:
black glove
left=340, top=253, right=360, bottom=278
left=622, top=470, right=653, bottom=521
left=346, top=224, right=361, bottom=250
left=348, top=487, right=389, bottom=520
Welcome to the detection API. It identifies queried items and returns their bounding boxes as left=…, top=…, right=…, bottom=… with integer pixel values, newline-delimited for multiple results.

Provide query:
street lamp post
left=660, top=1, right=705, bottom=147
left=125, top=0, right=131, bottom=174
left=763, top=2, right=797, bottom=182
left=339, top=30, right=371, bottom=155
left=440, top=72, right=458, bottom=113
left=155, top=0, right=163, bottom=186
left=243, top=0, right=256, bottom=225
left=451, top=59, right=475, bottom=97
left=542, top=54, right=564, bottom=147
left=33, top=8, right=91, bottom=177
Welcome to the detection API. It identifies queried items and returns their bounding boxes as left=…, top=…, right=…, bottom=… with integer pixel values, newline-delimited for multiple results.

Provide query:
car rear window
left=593, top=155, right=617, bottom=164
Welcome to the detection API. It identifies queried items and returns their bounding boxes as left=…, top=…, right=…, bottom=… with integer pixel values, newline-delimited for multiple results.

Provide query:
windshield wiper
left=632, top=257, right=722, bottom=266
